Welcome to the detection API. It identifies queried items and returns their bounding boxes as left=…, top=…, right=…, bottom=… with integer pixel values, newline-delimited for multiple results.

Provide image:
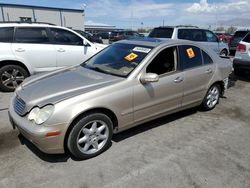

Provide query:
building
left=0, top=3, right=84, bottom=30
left=85, top=24, right=116, bottom=34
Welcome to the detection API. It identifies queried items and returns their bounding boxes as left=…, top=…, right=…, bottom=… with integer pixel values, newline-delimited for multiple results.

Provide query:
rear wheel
left=67, top=113, right=113, bottom=159
left=201, top=84, right=221, bottom=110
left=0, top=65, right=28, bottom=92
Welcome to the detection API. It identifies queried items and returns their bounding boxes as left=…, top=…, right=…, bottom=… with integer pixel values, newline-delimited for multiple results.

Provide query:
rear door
left=178, top=45, right=215, bottom=107
left=49, top=28, right=97, bottom=68
left=0, top=27, right=15, bottom=60
left=12, top=27, right=57, bottom=73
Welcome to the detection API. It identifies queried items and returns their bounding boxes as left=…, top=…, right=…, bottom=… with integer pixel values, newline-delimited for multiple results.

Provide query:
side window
left=178, top=29, right=191, bottom=40
left=15, top=27, right=50, bottom=44
left=0, top=27, right=14, bottom=42
left=242, top=33, right=250, bottom=43
left=205, top=31, right=218, bottom=42
left=50, top=28, right=83, bottom=46
left=202, top=51, right=213, bottom=65
left=179, top=45, right=202, bottom=69
left=192, top=30, right=205, bottom=41
left=146, top=47, right=177, bottom=75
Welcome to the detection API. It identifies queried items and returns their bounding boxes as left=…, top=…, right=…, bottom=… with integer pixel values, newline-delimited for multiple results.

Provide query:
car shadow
left=18, top=108, right=198, bottom=163
left=18, top=134, right=70, bottom=163
left=112, top=107, right=198, bottom=142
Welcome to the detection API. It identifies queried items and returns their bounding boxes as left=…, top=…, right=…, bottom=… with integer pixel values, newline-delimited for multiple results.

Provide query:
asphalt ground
left=0, top=74, right=250, bottom=188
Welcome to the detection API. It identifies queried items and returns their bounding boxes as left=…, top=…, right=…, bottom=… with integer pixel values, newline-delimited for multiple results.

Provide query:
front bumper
left=9, top=98, right=67, bottom=154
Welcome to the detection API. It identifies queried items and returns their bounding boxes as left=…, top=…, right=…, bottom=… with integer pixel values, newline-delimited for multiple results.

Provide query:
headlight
left=28, top=105, right=54, bottom=125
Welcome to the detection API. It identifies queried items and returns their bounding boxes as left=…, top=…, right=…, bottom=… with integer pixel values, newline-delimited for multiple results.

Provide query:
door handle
left=57, top=48, right=65, bottom=52
left=206, top=68, right=213, bottom=74
left=174, top=77, right=184, bottom=83
left=15, top=48, right=25, bottom=52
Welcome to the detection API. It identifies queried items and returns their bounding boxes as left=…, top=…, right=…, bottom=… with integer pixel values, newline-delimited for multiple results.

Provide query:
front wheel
left=201, top=84, right=221, bottom=111
left=67, top=113, right=113, bottom=159
left=220, top=49, right=228, bottom=57
left=0, top=65, right=28, bottom=92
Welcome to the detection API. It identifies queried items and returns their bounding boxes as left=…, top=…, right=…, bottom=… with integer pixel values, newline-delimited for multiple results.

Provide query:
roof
left=116, top=38, right=187, bottom=48
left=0, top=3, right=84, bottom=13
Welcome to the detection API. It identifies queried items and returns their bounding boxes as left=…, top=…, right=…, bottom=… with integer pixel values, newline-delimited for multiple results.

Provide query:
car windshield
left=82, top=43, right=152, bottom=77
left=148, top=28, right=174, bottom=38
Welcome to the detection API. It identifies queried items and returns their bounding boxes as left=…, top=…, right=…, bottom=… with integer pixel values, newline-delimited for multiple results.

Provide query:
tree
left=227, top=26, right=237, bottom=34
left=215, top=27, right=225, bottom=31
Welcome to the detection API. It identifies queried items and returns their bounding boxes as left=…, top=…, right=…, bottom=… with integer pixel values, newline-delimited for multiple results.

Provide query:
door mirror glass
left=140, top=73, right=159, bottom=84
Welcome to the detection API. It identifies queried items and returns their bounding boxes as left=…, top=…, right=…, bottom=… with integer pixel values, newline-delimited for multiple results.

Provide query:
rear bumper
left=233, top=58, right=250, bottom=75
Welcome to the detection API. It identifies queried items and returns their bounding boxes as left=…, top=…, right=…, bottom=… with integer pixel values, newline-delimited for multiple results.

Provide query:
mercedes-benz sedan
left=9, top=39, right=232, bottom=159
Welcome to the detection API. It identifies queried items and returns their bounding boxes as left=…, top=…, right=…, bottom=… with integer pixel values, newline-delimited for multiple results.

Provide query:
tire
left=220, top=49, right=228, bottom=57
left=0, top=65, right=28, bottom=92
left=201, top=84, right=221, bottom=111
left=67, top=113, right=113, bottom=159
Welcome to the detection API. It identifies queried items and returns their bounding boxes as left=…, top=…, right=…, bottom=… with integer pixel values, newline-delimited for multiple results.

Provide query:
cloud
left=186, top=0, right=249, bottom=14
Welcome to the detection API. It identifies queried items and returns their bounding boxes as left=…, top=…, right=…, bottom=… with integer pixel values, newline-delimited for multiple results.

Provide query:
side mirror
left=83, top=40, right=89, bottom=46
left=140, top=73, right=159, bottom=84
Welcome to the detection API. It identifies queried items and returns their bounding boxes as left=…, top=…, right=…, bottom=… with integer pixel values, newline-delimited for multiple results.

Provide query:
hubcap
left=77, top=120, right=109, bottom=155
left=1, top=68, right=25, bottom=89
left=206, top=86, right=219, bottom=108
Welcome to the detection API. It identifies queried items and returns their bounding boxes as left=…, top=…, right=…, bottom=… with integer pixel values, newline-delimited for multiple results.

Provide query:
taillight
left=236, top=43, right=246, bottom=52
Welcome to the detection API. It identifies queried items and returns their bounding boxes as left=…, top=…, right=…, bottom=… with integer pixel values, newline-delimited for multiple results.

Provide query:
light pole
left=82, top=3, right=86, bottom=31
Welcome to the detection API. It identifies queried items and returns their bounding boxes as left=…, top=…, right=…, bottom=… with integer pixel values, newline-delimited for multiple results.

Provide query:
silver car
left=9, top=39, right=231, bottom=159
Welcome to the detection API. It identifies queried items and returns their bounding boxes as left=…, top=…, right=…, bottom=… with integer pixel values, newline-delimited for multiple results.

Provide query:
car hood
left=15, top=66, right=123, bottom=113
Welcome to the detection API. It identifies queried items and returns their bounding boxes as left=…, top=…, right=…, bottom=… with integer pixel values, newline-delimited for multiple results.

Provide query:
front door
left=50, top=28, right=97, bottom=68
left=133, top=46, right=184, bottom=123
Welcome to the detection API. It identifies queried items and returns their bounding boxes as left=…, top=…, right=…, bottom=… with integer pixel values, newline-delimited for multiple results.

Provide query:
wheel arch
left=63, top=107, right=118, bottom=152
left=0, top=60, right=31, bottom=76
left=211, top=80, right=225, bottom=96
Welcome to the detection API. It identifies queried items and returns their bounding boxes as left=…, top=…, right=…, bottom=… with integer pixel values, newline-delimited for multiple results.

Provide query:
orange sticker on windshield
left=125, top=53, right=138, bottom=61
left=186, top=48, right=195, bottom=59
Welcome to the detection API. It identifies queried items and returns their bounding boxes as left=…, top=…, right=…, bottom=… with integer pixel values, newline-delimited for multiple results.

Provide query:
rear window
left=242, top=33, right=250, bottom=43
left=0, top=27, right=14, bottom=42
left=234, top=31, right=249, bottom=38
left=148, top=28, right=174, bottom=38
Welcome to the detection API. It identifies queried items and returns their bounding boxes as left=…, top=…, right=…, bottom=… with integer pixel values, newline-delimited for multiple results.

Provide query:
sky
left=1, top=0, right=250, bottom=29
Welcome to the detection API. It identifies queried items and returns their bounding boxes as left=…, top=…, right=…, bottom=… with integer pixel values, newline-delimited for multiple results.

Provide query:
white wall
left=3, top=7, right=33, bottom=22
left=0, top=7, right=3, bottom=21
left=0, top=6, right=84, bottom=30
left=34, top=9, right=61, bottom=26
left=61, top=11, right=84, bottom=30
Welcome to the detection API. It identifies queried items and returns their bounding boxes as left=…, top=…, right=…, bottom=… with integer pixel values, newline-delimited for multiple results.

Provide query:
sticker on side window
left=125, top=52, right=138, bottom=61
left=186, top=48, right=195, bottom=59
left=132, top=47, right=151, bottom=53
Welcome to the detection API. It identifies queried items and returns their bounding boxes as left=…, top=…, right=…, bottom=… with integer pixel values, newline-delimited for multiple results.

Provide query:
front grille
left=14, top=96, right=26, bottom=116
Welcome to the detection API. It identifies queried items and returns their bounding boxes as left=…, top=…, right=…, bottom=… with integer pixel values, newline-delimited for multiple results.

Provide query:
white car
left=148, top=26, right=229, bottom=56
left=0, top=22, right=106, bottom=91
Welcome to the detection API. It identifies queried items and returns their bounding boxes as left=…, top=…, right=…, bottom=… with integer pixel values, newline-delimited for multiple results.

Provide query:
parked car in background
left=0, top=23, right=106, bottom=91
left=9, top=39, right=231, bottom=159
left=228, top=30, right=249, bottom=56
left=148, top=26, right=229, bottom=56
left=74, top=30, right=103, bottom=44
left=233, top=32, right=250, bottom=76
left=109, top=30, right=144, bottom=43
left=94, top=32, right=110, bottom=40
left=215, top=32, right=232, bottom=43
